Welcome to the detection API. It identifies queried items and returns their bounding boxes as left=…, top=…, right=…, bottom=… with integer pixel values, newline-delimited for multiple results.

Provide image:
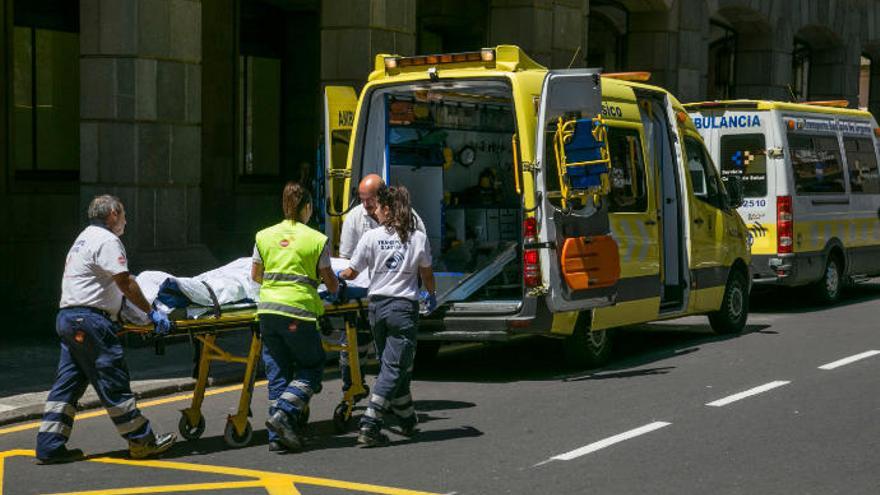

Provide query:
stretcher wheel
left=178, top=413, right=205, bottom=440
left=223, top=420, right=253, bottom=448
left=333, top=402, right=353, bottom=433
left=297, top=405, right=310, bottom=428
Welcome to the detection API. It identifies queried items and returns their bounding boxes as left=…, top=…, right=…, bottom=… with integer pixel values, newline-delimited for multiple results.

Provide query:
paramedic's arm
left=251, top=244, right=264, bottom=284
left=113, top=273, right=151, bottom=314
left=317, top=242, right=339, bottom=293
left=419, top=267, right=436, bottom=294
left=251, top=263, right=264, bottom=284
left=340, top=232, right=369, bottom=280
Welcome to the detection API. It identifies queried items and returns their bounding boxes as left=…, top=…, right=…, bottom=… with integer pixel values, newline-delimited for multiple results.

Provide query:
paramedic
left=339, top=185, right=436, bottom=447
left=36, top=195, right=176, bottom=464
left=252, top=181, right=340, bottom=453
left=337, top=174, right=426, bottom=396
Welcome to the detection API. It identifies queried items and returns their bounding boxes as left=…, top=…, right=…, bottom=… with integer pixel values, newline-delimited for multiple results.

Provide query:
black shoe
left=268, top=440, right=288, bottom=454
left=129, top=432, right=177, bottom=459
left=394, top=421, right=419, bottom=438
left=357, top=427, right=390, bottom=448
left=36, top=447, right=84, bottom=465
left=265, top=411, right=302, bottom=451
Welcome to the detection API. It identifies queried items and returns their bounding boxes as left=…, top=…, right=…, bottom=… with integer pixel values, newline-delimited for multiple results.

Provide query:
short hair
left=87, top=195, right=124, bottom=221
left=281, top=181, right=312, bottom=221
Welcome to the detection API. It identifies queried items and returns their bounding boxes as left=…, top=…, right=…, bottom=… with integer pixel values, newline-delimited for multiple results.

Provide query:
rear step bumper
left=419, top=297, right=552, bottom=342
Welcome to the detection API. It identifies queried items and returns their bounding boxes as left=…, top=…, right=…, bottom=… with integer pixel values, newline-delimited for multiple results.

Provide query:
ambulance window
left=788, top=133, right=845, bottom=194
left=685, top=136, right=724, bottom=208
left=607, top=127, right=647, bottom=213
left=719, top=134, right=767, bottom=197
left=843, top=138, right=880, bottom=193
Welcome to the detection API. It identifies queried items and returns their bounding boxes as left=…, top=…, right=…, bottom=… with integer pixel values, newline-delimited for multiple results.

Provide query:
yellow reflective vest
left=255, top=220, right=327, bottom=321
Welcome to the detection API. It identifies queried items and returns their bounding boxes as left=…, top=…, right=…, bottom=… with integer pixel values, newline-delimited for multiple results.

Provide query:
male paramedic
left=337, top=174, right=426, bottom=397
left=252, top=182, right=341, bottom=453
left=36, top=195, right=176, bottom=465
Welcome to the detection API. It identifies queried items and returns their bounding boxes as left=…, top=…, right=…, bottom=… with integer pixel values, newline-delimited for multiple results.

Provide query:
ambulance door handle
left=644, top=219, right=657, bottom=226
left=693, top=218, right=704, bottom=225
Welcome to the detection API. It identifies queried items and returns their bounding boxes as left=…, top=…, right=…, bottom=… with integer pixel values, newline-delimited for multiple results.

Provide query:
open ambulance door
left=323, top=86, right=358, bottom=252
left=533, top=70, right=621, bottom=313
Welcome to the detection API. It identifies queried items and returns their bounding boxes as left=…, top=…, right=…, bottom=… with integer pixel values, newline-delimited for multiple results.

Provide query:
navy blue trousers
left=36, top=308, right=152, bottom=459
left=360, top=297, right=418, bottom=431
left=260, top=314, right=325, bottom=441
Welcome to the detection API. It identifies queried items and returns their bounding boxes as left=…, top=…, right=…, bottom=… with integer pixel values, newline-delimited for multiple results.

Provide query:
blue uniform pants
left=361, top=297, right=418, bottom=431
left=36, top=308, right=152, bottom=459
left=260, top=314, right=325, bottom=441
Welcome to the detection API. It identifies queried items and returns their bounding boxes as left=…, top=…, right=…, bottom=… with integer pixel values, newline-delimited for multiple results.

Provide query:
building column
left=810, top=43, right=862, bottom=106
left=733, top=23, right=792, bottom=102
left=489, top=0, right=585, bottom=69
left=868, top=52, right=880, bottom=117
left=79, top=0, right=213, bottom=274
left=321, top=0, right=416, bottom=89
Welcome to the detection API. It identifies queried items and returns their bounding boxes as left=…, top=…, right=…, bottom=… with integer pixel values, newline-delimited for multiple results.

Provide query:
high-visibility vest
left=255, top=220, right=327, bottom=321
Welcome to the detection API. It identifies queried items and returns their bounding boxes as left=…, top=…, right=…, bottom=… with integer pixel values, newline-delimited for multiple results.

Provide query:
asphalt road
left=1, top=282, right=879, bottom=494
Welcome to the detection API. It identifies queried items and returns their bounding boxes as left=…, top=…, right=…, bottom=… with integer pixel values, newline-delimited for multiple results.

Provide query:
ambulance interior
left=357, top=80, right=522, bottom=302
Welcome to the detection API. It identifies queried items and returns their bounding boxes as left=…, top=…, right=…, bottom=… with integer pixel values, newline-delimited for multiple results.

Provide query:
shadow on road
left=750, top=281, right=880, bottom=314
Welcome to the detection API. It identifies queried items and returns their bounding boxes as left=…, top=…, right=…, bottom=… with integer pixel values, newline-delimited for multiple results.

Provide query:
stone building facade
left=2, top=0, right=880, bottom=335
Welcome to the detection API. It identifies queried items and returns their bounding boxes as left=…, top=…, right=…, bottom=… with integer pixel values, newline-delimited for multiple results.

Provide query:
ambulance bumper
left=751, top=253, right=821, bottom=287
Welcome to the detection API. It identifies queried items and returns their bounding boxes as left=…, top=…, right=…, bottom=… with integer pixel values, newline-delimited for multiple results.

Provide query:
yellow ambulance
left=686, top=100, right=880, bottom=303
left=323, top=46, right=751, bottom=367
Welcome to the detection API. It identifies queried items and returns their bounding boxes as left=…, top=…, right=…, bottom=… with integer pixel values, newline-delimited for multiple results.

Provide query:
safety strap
left=200, top=281, right=222, bottom=318
left=262, top=272, right=320, bottom=288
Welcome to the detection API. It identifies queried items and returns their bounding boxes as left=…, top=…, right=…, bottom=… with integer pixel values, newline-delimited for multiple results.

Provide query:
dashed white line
left=535, top=421, right=671, bottom=466
left=818, top=350, right=880, bottom=370
left=705, top=380, right=790, bottom=407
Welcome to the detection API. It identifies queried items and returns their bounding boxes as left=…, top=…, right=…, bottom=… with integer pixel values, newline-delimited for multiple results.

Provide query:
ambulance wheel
left=563, top=322, right=613, bottom=369
left=178, top=413, right=205, bottom=440
left=811, top=255, right=843, bottom=305
left=297, top=405, right=310, bottom=428
left=223, top=420, right=252, bottom=448
left=709, top=269, right=749, bottom=335
left=333, top=402, right=353, bottom=433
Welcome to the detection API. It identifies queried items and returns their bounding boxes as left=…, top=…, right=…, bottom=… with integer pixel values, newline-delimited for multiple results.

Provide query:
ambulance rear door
left=323, top=86, right=358, bottom=251
left=533, top=70, right=620, bottom=313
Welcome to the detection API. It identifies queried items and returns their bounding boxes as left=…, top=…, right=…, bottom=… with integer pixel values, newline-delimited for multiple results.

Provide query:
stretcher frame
left=121, top=300, right=370, bottom=448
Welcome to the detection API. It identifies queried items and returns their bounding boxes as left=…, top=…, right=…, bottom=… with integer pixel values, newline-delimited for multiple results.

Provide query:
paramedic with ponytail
left=339, top=185, right=436, bottom=447
left=252, top=182, right=340, bottom=453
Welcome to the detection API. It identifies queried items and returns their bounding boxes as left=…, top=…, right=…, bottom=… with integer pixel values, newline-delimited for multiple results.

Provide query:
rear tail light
left=523, top=217, right=541, bottom=288
left=777, top=195, right=793, bottom=254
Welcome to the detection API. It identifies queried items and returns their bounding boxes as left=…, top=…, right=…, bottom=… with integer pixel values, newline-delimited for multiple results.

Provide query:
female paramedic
left=251, top=181, right=340, bottom=453
left=339, top=185, right=436, bottom=447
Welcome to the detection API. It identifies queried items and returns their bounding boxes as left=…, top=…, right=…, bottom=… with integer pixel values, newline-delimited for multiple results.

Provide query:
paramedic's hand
left=330, top=279, right=348, bottom=305
left=149, top=309, right=171, bottom=336
left=420, top=290, right=437, bottom=313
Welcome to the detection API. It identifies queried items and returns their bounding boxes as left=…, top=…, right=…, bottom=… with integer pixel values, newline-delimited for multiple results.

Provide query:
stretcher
left=120, top=298, right=371, bottom=449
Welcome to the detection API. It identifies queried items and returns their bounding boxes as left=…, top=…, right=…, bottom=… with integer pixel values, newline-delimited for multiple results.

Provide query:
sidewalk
left=0, top=332, right=257, bottom=427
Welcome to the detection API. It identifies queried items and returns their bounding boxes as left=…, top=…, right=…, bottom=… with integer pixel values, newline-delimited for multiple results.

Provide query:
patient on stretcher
left=121, top=257, right=369, bottom=326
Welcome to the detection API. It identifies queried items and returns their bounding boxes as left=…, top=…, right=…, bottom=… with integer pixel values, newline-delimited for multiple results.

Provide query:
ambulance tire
left=563, top=323, right=613, bottom=369
left=811, top=254, right=843, bottom=305
left=709, top=269, right=749, bottom=335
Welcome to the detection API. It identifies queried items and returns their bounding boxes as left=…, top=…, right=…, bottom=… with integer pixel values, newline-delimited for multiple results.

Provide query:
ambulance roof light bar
left=384, top=48, right=496, bottom=71
left=602, top=71, right=651, bottom=82
left=802, top=100, right=849, bottom=108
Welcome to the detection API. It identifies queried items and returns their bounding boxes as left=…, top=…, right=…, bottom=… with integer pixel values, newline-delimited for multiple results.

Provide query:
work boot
left=268, top=440, right=288, bottom=454
left=394, top=416, right=419, bottom=438
left=265, top=411, right=302, bottom=451
left=36, top=446, right=84, bottom=465
left=129, top=432, right=177, bottom=459
left=357, top=426, right=390, bottom=448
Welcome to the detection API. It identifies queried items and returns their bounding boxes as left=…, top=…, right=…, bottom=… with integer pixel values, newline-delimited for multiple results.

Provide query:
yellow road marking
left=0, top=381, right=268, bottom=436
left=0, top=450, right=441, bottom=495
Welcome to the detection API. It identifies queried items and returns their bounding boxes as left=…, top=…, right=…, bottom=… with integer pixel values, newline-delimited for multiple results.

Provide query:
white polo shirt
left=349, top=227, right=432, bottom=301
left=338, top=204, right=426, bottom=259
left=59, top=225, right=130, bottom=318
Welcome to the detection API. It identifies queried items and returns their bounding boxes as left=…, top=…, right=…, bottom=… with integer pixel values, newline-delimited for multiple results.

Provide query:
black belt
left=61, top=306, right=113, bottom=320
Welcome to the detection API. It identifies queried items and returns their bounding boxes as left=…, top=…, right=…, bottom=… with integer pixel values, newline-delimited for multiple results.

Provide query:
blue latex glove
left=149, top=309, right=171, bottom=336
left=420, top=290, right=437, bottom=313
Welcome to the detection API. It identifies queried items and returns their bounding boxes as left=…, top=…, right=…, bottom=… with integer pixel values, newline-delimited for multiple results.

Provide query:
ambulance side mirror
left=724, top=176, right=745, bottom=210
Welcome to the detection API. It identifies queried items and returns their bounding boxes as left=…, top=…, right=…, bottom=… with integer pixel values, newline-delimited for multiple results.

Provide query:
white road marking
left=818, top=350, right=880, bottom=370
left=705, top=380, right=790, bottom=407
left=535, top=421, right=671, bottom=466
